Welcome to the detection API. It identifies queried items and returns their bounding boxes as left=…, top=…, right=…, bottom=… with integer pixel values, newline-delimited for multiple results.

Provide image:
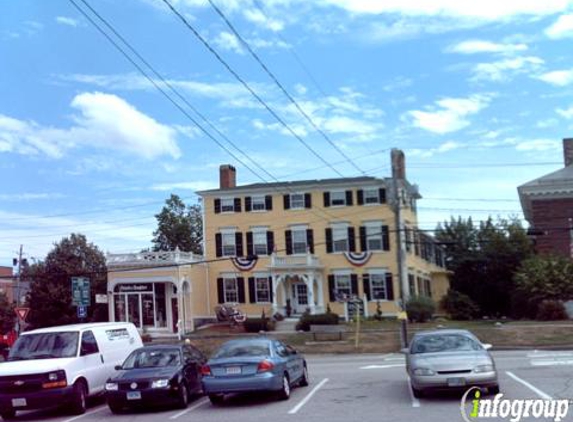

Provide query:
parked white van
left=0, top=322, right=143, bottom=420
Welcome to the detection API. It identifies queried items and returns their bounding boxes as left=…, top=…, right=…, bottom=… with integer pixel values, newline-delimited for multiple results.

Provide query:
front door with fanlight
left=291, top=283, right=308, bottom=314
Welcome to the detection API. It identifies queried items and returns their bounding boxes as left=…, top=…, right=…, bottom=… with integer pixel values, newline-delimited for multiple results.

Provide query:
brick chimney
left=219, top=164, right=236, bottom=189
left=391, top=149, right=406, bottom=180
left=564, top=138, right=573, bottom=167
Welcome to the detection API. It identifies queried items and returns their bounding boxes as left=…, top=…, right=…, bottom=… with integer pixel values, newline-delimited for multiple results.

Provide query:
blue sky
left=2, top=0, right=573, bottom=265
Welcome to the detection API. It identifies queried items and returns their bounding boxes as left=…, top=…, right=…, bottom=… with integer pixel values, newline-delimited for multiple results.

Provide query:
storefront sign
left=116, top=283, right=153, bottom=293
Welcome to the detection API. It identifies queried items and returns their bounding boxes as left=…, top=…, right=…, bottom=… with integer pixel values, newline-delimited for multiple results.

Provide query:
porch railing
left=106, top=249, right=202, bottom=267
left=269, top=253, right=321, bottom=268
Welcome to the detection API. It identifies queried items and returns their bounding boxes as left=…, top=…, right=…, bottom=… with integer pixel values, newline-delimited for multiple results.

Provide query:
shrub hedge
left=244, top=318, right=276, bottom=332
left=296, top=312, right=339, bottom=332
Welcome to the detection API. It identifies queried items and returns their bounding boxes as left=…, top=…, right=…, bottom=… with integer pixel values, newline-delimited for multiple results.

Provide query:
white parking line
left=169, top=398, right=209, bottom=420
left=407, top=378, right=420, bottom=408
left=288, top=378, right=329, bottom=415
left=505, top=371, right=552, bottom=400
left=61, top=406, right=107, bottom=422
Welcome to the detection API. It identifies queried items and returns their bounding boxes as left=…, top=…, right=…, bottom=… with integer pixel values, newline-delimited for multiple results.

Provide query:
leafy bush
left=406, top=296, right=436, bottom=323
left=536, top=300, right=569, bottom=321
left=296, top=313, right=339, bottom=332
left=374, top=301, right=383, bottom=321
left=243, top=318, right=275, bottom=332
left=440, top=290, right=480, bottom=320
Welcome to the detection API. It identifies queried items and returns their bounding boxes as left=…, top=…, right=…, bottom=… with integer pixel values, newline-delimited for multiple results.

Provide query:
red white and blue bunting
left=232, top=256, right=258, bottom=271
left=344, top=251, right=372, bottom=267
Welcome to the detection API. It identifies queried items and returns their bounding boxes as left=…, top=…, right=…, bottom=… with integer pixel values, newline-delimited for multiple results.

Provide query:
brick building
left=518, top=138, right=573, bottom=257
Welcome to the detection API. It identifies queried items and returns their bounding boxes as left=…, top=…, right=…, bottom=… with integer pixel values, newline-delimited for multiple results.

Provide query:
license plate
left=12, top=398, right=26, bottom=407
left=447, top=378, right=466, bottom=387
left=225, top=366, right=241, bottom=375
left=127, top=391, right=141, bottom=400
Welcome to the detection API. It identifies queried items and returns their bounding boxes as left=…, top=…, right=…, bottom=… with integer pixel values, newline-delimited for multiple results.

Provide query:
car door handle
left=100, top=354, right=104, bottom=363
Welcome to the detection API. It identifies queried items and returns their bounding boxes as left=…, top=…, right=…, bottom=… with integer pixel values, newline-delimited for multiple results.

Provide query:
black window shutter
left=235, top=232, right=244, bottom=257
left=265, top=195, right=273, bottom=210
left=346, top=190, right=353, bottom=206
left=246, top=231, right=254, bottom=257
left=306, top=229, right=314, bottom=254
left=385, top=273, right=394, bottom=300
left=351, top=274, right=358, bottom=296
left=215, top=233, right=222, bottom=257
left=217, top=278, right=224, bottom=303
left=266, top=231, right=275, bottom=255
left=234, top=197, right=241, bottom=212
left=328, top=275, right=336, bottom=302
left=348, top=227, right=356, bottom=252
left=379, top=188, right=387, bottom=204
left=382, top=226, right=390, bottom=251
left=283, top=194, right=290, bottom=210
left=357, top=189, right=364, bottom=205
left=245, top=196, right=252, bottom=212
left=268, top=276, right=274, bottom=302
left=323, top=192, right=330, bottom=207
left=285, top=230, right=293, bottom=255
left=304, top=193, right=312, bottom=208
left=363, top=274, right=371, bottom=301
left=359, top=226, right=367, bottom=252
left=214, top=198, right=221, bottom=214
left=237, top=277, right=246, bottom=303
left=248, top=277, right=256, bottom=303
left=325, top=228, right=333, bottom=253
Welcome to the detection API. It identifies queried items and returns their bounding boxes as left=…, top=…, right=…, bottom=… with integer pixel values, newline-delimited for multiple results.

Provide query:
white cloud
left=557, top=106, right=573, bottom=119
left=472, top=56, right=544, bottom=81
left=515, top=139, right=560, bottom=151
left=536, top=118, right=559, bottom=128
left=213, top=31, right=243, bottom=54
left=243, top=8, right=285, bottom=31
left=406, top=94, right=492, bottom=134
left=150, top=181, right=216, bottom=191
left=55, top=16, right=79, bottom=27
left=0, top=193, right=66, bottom=201
left=0, top=92, right=181, bottom=160
left=319, top=0, right=572, bottom=20
left=545, top=13, right=573, bottom=38
left=447, top=40, right=528, bottom=54
left=537, top=69, right=573, bottom=86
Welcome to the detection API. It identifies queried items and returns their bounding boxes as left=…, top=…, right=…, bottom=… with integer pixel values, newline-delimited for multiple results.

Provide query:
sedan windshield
left=213, top=341, right=271, bottom=358
left=122, top=349, right=181, bottom=369
left=9, top=332, right=79, bottom=360
left=411, top=334, right=482, bottom=354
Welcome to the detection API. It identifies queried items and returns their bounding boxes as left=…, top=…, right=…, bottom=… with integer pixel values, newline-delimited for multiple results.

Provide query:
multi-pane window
left=370, top=273, right=387, bottom=300
left=252, top=195, right=266, bottom=211
left=221, top=198, right=234, bottom=213
left=222, top=233, right=236, bottom=256
left=290, top=193, right=305, bottom=209
left=255, top=277, right=271, bottom=303
left=333, top=226, right=348, bottom=252
left=253, top=230, right=268, bottom=256
left=224, top=278, right=238, bottom=303
left=330, top=191, right=346, bottom=206
left=364, top=188, right=379, bottom=204
left=408, top=274, right=416, bottom=296
left=366, top=224, right=383, bottom=250
left=334, top=274, right=351, bottom=299
left=292, top=229, right=307, bottom=254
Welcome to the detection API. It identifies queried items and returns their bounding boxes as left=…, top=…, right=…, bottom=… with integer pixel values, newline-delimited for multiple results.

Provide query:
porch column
left=271, top=274, right=279, bottom=314
left=305, top=274, right=316, bottom=315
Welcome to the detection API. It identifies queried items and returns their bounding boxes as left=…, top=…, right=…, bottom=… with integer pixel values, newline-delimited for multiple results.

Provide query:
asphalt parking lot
left=8, top=350, right=573, bottom=422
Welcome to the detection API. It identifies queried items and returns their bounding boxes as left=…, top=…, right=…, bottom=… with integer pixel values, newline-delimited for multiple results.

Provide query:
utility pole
left=391, top=150, right=408, bottom=348
left=15, top=244, right=23, bottom=335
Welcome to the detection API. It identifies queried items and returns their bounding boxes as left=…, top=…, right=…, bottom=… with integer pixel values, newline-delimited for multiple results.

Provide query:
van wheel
left=70, top=381, right=87, bottom=415
left=0, top=410, right=16, bottom=420
left=176, top=382, right=189, bottom=409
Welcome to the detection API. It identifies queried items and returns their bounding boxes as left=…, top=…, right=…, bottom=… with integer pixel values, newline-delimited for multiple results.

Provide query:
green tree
left=0, top=293, right=15, bottom=333
left=435, top=217, right=534, bottom=317
left=513, top=255, right=573, bottom=318
left=152, top=194, right=203, bottom=254
left=24, top=234, right=108, bottom=328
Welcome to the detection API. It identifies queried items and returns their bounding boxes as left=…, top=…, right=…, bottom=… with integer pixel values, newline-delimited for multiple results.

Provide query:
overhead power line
left=160, top=0, right=347, bottom=178
left=207, top=0, right=366, bottom=175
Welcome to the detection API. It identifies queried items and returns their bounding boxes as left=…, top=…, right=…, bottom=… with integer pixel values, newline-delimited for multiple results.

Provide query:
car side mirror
left=400, top=348, right=409, bottom=354
left=483, top=343, right=492, bottom=350
left=114, top=365, right=123, bottom=371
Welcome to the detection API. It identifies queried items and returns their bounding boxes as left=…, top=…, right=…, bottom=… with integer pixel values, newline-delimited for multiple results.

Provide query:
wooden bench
left=310, top=324, right=345, bottom=341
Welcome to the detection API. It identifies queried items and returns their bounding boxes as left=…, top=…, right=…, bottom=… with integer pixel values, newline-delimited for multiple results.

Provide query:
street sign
left=95, top=294, right=108, bottom=304
left=71, top=277, right=91, bottom=307
left=77, top=306, right=87, bottom=319
left=14, top=307, right=30, bottom=322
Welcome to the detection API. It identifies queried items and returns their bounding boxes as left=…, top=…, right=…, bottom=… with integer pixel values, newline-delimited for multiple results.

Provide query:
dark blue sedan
left=201, top=338, right=308, bottom=404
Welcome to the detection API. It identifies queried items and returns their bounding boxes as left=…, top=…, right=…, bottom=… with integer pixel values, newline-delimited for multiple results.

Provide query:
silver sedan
left=403, top=329, right=499, bottom=398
